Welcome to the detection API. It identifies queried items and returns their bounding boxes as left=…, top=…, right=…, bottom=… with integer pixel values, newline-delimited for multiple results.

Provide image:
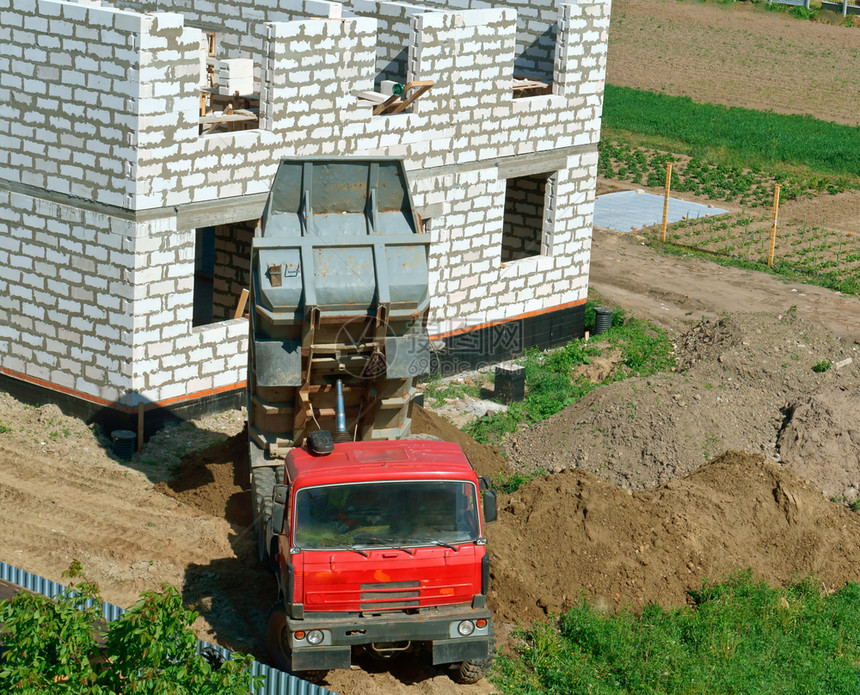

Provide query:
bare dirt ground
left=505, top=310, right=860, bottom=495
left=607, top=0, right=860, bottom=127
left=588, top=224, right=860, bottom=344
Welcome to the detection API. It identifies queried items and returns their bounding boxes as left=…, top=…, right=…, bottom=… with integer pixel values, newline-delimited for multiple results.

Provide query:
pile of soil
left=412, top=406, right=510, bottom=479
left=778, top=387, right=860, bottom=500
left=155, top=430, right=251, bottom=527
left=505, top=312, right=860, bottom=498
left=487, top=451, right=860, bottom=625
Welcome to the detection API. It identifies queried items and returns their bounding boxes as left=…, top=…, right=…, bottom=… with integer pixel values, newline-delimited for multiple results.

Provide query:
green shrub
left=812, top=359, right=832, bottom=372
left=0, top=562, right=261, bottom=694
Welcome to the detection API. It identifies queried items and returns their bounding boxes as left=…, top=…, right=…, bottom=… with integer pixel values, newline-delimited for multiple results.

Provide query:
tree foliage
left=0, top=562, right=261, bottom=694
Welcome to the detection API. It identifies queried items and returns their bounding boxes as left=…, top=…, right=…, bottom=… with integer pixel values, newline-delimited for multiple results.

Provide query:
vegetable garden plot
left=645, top=213, right=860, bottom=293
left=598, top=141, right=855, bottom=208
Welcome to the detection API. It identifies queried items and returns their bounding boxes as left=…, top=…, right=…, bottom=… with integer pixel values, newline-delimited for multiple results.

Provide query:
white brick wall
left=0, top=0, right=609, bottom=408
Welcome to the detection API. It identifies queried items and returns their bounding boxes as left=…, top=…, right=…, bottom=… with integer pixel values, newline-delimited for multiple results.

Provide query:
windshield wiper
left=430, top=540, right=459, bottom=552
left=361, top=537, right=415, bottom=555
left=346, top=546, right=369, bottom=557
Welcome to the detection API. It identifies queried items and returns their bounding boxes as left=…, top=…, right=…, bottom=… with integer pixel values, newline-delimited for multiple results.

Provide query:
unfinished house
left=0, top=0, right=610, bottom=426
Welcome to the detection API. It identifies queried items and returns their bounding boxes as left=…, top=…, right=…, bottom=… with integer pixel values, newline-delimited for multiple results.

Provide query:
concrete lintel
left=497, top=151, right=570, bottom=180
left=0, top=178, right=139, bottom=222
left=416, top=202, right=444, bottom=219
left=407, top=144, right=594, bottom=181
left=174, top=193, right=268, bottom=230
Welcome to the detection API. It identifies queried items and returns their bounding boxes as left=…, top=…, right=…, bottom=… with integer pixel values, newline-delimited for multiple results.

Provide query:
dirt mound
left=504, top=312, right=860, bottom=491
left=487, top=451, right=860, bottom=625
left=412, top=405, right=509, bottom=479
left=155, top=430, right=252, bottom=527
left=778, top=387, right=860, bottom=501
left=673, top=314, right=743, bottom=371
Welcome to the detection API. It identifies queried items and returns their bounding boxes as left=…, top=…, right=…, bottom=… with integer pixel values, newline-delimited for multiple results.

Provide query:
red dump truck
left=248, top=158, right=496, bottom=682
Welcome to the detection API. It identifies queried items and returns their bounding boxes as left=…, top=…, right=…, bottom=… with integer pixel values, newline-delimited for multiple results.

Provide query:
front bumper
left=286, top=604, right=493, bottom=671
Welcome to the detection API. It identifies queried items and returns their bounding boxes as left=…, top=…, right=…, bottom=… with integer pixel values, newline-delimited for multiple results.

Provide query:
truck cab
left=267, top=435, right=496, bottom=682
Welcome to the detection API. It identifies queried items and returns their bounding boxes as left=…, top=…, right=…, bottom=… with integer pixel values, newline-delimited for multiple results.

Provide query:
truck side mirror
left=482, top=489, right=497, bottom=523
left=272, top=484, right=289, bottom=535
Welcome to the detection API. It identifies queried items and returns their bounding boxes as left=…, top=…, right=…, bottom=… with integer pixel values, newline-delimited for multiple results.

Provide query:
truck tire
left=453, top=652, right=494, bottom=684
left=251, top=465, right=282, bottom=569
left=266, top=604, right=293, bottom=672
left=267, top=604, right=329, bottom=678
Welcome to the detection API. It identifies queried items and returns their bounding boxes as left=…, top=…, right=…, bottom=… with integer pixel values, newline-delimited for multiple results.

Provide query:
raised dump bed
left=248, top=158, right=431, bottom=469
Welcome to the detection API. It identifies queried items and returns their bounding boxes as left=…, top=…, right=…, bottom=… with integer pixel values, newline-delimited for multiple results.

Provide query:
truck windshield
left=293, top=480, right=480, bottom=550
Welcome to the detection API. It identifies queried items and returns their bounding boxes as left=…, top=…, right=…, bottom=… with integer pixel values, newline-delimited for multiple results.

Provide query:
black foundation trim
left=430, top=303, right=585, bottom=375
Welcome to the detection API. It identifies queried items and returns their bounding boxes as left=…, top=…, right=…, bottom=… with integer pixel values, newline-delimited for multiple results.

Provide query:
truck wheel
left=266, top=605, right=293, bottom=672
left=267, top=606, right=329, bottom=678
left=453, top=653, right=494, bottom=684
left=252, top=466, right=280, bottom=569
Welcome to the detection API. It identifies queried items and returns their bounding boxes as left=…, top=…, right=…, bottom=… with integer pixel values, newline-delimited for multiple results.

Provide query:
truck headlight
left=307, top=629, right=324, bottom=645
left=457, top=620, right=475, bottom=636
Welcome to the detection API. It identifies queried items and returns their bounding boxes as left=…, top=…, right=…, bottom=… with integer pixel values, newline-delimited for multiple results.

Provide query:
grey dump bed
left=248, top=158, right=431, bottom=466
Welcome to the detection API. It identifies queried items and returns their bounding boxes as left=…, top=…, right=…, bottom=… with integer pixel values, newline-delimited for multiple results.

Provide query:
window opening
left=193, top=221, right=254, bottom=327
left=501, top=172, right=552, bottom=262
left=199, top=33, right=260, bottom=135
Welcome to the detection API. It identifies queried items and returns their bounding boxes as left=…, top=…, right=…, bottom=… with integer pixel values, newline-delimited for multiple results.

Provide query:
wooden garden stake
left=660, top=161, right=673, bottom=243
left=137, top=401, right=144, bottom=453
left=768, top=184, right=781, bottom=268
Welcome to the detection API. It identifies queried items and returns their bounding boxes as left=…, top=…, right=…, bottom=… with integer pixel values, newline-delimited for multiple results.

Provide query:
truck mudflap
left=286, top=605, right=493, bottom=671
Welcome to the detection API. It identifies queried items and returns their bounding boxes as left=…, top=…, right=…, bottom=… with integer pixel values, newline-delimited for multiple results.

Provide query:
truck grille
left=360, top=580, right=420, bottom=610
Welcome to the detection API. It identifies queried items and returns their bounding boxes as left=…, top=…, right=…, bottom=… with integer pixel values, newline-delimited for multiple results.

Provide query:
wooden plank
left=233, top=288, right=249, bottom=319
left=372, top=80, right=434, bottom=116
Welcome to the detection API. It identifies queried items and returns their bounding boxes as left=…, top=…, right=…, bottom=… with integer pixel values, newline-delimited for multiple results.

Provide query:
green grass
left=423, top=376, right=483, bottom=407
left=494, top=572, right=860, bottom=695
left=493, top=468, right=546, bottom=494
left=602, top=85, right=860, bottom=179
left=464, top=305, right=675, bottom=444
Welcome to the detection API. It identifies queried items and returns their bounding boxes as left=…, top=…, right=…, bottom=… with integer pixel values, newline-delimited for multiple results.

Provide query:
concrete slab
left=594, top=190, right=730, bottom=234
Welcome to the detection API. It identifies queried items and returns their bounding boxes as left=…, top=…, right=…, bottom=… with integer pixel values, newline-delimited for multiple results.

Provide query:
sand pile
left=488, top=451, right=860, bottom=624
left=155, top=430, right=252, bottom=527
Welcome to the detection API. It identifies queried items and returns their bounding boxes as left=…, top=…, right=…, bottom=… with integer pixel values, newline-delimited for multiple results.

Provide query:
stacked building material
left=218, top=58, right=254, bottom=95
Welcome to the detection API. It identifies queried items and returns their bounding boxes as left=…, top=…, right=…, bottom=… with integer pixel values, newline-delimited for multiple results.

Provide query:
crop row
left=598, top=140, right=853, bottom=208
left=644, top=213, right=860, bottom=294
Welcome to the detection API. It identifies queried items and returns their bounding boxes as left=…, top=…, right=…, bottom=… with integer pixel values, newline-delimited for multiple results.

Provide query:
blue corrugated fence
left=0, top=560, right=338, bottom=695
